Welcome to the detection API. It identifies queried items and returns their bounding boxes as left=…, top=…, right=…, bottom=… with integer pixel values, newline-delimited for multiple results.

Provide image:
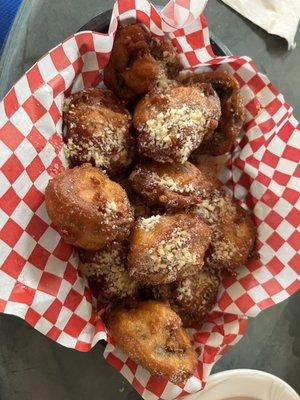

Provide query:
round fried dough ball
left=193, top=193, right=256, bottom=274
left=133, top=83, right=221, bottom=163
left=181, top=70, right=244, bottom=155
left=129, top=160, right=220, bottom=210
left=103, top=23, right=181, bottom=102
left=63, top=88, right=133, bottom=175
left=106, top=300, right=197, bottom=383
left=128, top=213, right=211, bottom=285
left=148, top=269, right=220, bottom=327
left=45, top=164, right=133, bottom=250
left=78, top=242, right=140, bottom=300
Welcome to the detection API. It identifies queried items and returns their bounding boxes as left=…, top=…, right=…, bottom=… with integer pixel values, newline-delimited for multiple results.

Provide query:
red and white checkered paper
left=0, top=0, right=299, bottom=398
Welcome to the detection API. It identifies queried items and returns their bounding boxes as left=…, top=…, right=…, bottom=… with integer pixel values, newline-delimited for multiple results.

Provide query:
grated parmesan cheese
left=139, top=215, right=161, bottom=231
left=80, top=245, right=138, bottom=299
left=145, top=105, right=205, bottom=144
left=193, top=194, right=244, bottom=266
left=141, top=104, right=207, bottom=162
left=146, top=228, right=197, bottom=280
left=151, top=172, right=195, bottom=193
left=106, top=201, right=118, bottom=213
left=175, top=278, right=193, bottom=301
left=64, top=112, right=132, bottom=172
left=193, top=199, right=218, bottom=224
left=208, top=236, right=240, bottom=264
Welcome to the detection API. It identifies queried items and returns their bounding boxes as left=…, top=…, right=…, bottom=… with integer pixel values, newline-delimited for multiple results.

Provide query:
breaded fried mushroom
left=172, top=270, right=220, bottom=326
left=106, top=300, right=198, bottom=383
left=149, top=269, right=220, bottom=327
left=63, top=88, right=133, bottom=175
left=134, top=83, right=221, bottom=163
left=129, top=160, right=219, bottom=210
left=128, top=213, right=211, bottom=284
left=181, top=70, right=244, bottom=155
left=103, top=23, right=181, bottom=102
left=193, top=193, right=256, bottom=274
left=45, top=164, right=133, bottom=250
left=78, top=242, right=140, bottom=300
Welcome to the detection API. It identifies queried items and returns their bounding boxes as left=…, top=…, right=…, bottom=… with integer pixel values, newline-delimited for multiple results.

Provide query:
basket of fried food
left=45, top=23, right=256, bottom=384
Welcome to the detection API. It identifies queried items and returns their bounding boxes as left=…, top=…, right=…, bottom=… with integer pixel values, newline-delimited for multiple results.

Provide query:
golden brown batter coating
left=149, top=269, right=220, bottom=327
left=106, top=300, right=198, bottom=383
left=134, top=83, right=221, bottom=163
left=127, top=213, right=211, bottom=284
left=193, top=193, right=256, bottom=274
left=63, top=88, right=133, bottom=175
left=172, top=270, right=220, bottom=326
left=192, top=154, right=225, bottom=192
left=103, top=24, right=181, bottom=102
left=181, top=70, right=244, bottom=155
left=114, top=174, right=159, bottom=218
left=45, top=164, right=133, bottom=250
left=78, top=242, right=140, bottom=300
left=129, top=160, right=219, bottom=210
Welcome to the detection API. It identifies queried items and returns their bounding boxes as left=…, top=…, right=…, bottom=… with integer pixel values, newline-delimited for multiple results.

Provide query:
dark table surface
left=0, top=1, right=299, bottom=399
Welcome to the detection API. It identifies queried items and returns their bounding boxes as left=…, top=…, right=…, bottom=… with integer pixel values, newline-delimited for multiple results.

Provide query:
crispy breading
left=134, top=83, right=221, bottom=163
left=79, top=242, right=140, bottom=300
left=129, top=160, right=221, bottom=210
left=193, top=193, right=256, bottom=274
left=128, top=213, right=211, bottom=284
left=148, top=268, right=220, bottom=327
left=45, top=164, right=133, bottom=250
left=63, top=88, right=133, bottom=175
left=106, top=300, right=198, bottom=383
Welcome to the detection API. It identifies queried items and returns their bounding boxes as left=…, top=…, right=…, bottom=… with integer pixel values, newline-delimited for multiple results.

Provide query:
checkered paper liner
left=0, top=0, right=299, bottom=398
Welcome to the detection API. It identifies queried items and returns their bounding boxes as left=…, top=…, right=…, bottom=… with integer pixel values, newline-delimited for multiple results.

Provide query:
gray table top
left=0, top=1, right=299, bottom=399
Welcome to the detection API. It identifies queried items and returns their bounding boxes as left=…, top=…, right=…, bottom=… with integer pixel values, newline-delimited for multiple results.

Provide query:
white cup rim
left=186, top=369, right=299, bottom=400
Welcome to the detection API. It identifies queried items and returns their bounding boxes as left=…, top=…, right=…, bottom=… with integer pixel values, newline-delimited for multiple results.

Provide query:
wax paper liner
left=0, top=0, right=299, bottom=399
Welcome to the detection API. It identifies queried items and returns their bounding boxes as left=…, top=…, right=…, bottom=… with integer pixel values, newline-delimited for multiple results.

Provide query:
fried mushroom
left=148, top=269, right=220, bottom=327
left=128, top=213, right=211, bottom=284
left=193, top=193, right=256, bottom=274
left=172, top=270, right=220, bottom=326
left=45, top=164, right=133, bottom=250
left=134, top=83, right=221, bottom=163
left=78, top=242, right=140, bottom=300
left=181, top=70, right=244, bottom=155
left=106, top=300, right=198, bottom=383
left=129, top=160, right=219, bottom=210
left=103, top=23, right=181, bottom=102
left=63, top=88, right=133, bottom=175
